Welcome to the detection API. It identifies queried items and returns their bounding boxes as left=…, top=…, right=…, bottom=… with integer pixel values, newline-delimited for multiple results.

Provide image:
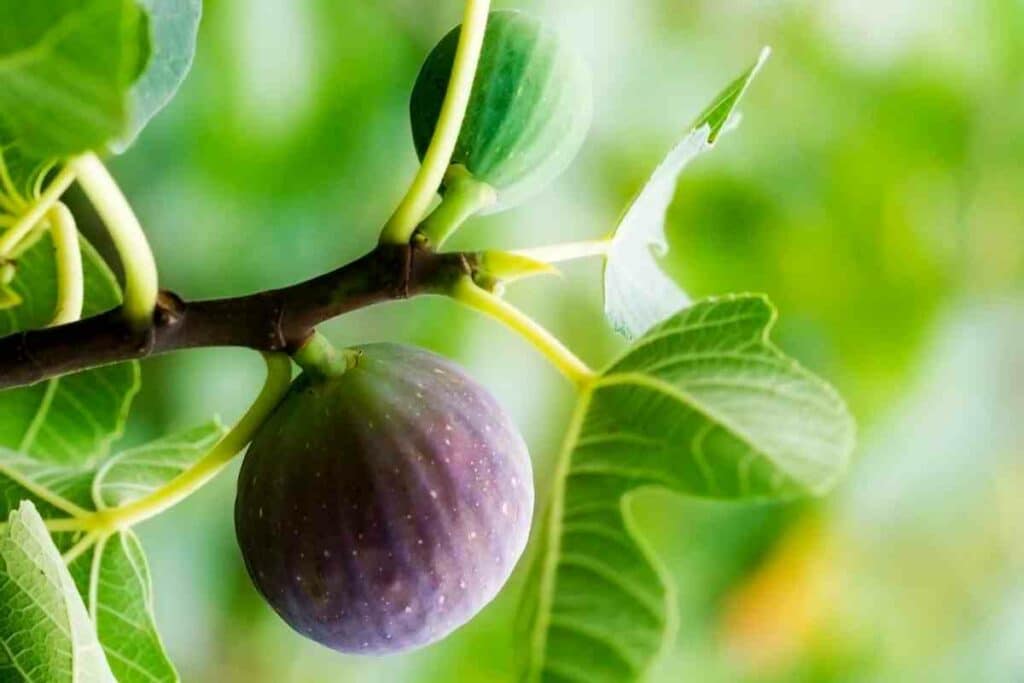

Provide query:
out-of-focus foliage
left=101, top=0, right=1023, bottom=680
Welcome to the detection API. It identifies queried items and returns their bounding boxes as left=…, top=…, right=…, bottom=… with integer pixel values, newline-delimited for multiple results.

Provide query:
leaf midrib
left=526, top=389, right=591, bottom=682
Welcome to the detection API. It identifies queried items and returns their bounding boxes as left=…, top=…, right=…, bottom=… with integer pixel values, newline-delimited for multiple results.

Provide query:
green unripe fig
left=410, top=10, right=592, bottom=213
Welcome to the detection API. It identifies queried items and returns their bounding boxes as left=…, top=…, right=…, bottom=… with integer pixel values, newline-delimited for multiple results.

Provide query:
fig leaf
left=113, top=0, right=203, bottom=153
left=604, top=48, right=770, bottom=340
left=519, top=295, right=855, bottom=682
left=0, top=421, right=225, bottom=683
left=0, top=0, right=150, bottom=158
left=0, top=232, right=140, bottom=465
left=0, top=501, right=116, bottom=683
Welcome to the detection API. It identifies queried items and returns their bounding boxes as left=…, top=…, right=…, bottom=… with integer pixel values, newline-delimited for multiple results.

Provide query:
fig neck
left=292, top=332, right=360, bottom=380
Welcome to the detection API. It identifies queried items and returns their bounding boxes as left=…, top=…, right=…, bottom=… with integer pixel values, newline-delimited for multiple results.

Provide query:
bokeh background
left=84, top=0, right=1024, bottom=680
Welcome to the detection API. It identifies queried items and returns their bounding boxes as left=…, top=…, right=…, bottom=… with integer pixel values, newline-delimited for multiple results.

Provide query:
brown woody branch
left=0, top=244, right=475, bottom=390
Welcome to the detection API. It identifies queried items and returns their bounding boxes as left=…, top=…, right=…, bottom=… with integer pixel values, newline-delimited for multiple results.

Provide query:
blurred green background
left=93, top=0, right=1023, bottom=680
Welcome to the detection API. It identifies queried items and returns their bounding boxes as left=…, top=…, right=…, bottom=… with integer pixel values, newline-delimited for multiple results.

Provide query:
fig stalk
left=418, top=165, right=497, bottom=248
left=292, top=331, right=360, bottom=379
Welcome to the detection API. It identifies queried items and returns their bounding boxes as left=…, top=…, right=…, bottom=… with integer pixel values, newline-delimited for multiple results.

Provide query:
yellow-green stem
left=0, top=164, right=77, bottom=256
left=418, top=166, right=497, bottom=248
left=292, top=331, right=360, bottom=379
left=451, top=276, right=595, bottom=388
left=48, top=202, right=84, bottom=326
left=512, top=238, right=612, bottom=264
left=69, top=154, right=158, bottom=330
left=83, top=353, right=293, bottom=533
left=62, top=531, right=101, bottom=565
left=379, top=0, right=491, bottom=245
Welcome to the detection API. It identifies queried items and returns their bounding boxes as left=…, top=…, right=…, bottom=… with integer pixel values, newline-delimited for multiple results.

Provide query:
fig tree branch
left=0, top=244, right=475, bottom=391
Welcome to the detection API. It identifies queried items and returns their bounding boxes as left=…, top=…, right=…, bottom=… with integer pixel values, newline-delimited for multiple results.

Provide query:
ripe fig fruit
left=410, top=10, right=592, bottom=213
left=235, top=343, right=533, bottom=655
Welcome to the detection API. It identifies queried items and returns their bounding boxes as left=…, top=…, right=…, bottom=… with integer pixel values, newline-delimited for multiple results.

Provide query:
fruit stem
left=292, top=331, right=360, bottom=378
left=450, top=276, right=595, bottom=388
left=379, top=0, right=492, bottom=245
left=511, top=238, right=612, bottom=264
left=417, top=165, right=497, bottom=248
left=48, top=202, right=84, bottom=327
left=0, top=163, right=77, bottom=257
left=69, top=154, right=158, bottom=331
left=79, top=352, right=294, bottom=533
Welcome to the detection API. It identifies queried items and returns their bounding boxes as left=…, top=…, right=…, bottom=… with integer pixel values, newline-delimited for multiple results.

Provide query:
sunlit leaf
left=0, top=0, right=150, bottom=157
left=0, top=501, right=116, bottom=682
left=93, top=420, right=225, bottom=508
left=114, top=0, right=203, bottom=152
left=603, top=48, right=770, bottom=340
left=0, top=421, right=223, bottom=683
left=0, top=420, right=222, bottom=521
left=67, top=532, right=179, bottom=683
left=520, top=295, right=854, bottom=682
left=0, top=233, right=140, bottom=464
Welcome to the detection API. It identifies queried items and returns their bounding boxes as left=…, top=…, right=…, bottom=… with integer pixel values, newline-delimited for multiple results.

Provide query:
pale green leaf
left=92, top=420, right=225, bottom=508
left=114, top=0, right=203, bottom=152
left=520, top=295, right=855, bottom=682
left=603, top=48, right=770, bottom=340
left=0, top=501, right=115, bottom=683
left=0, top=422, right=222, bottom=683
left=0, top=0, right=150, bottom=157
left=0, top=233, right=140, bottom=464
left=0, top=420, right=223, bottom=521
left=0, top=447, right=95, bottom=519
left=67, top=533, right=177, bottom=683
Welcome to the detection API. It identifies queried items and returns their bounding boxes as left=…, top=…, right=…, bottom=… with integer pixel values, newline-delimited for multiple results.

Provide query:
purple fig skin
left=235, top=343, right=533, bottom=655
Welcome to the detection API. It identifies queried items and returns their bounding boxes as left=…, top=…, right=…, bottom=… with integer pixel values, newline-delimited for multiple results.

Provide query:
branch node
left=155, top=290, right=185, bottom=327
left=271, top=302, right=289, bottom=350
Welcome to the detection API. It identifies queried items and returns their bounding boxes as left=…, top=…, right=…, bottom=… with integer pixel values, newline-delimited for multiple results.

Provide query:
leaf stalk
left=69, top=154, right=159, bottom=331
left=450, top=276, right=595, bottom=388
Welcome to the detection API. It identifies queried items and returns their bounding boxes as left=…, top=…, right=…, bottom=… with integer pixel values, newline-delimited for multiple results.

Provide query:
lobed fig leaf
left=235, top=343, right=534, bottom=654
left=0, top=502, right=116, bottom=683
left=604, top=48, right=770, bottom=340
left=519, top=295, right=854, bottom=682
left=0, top=421, right=226, bottom=683
left=410, top=10, right=592, bottom=214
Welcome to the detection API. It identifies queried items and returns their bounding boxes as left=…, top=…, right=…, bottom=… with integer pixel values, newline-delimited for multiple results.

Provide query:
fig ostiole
left=410, top=10, right=592, bottom=217
left=235, top=342, right=534, bottom=655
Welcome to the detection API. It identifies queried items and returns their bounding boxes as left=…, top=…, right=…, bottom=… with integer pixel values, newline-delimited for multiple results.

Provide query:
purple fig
left=235, top=343, right=533, bottom=654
